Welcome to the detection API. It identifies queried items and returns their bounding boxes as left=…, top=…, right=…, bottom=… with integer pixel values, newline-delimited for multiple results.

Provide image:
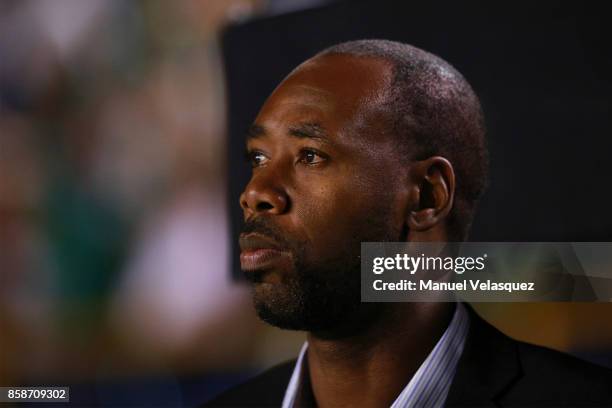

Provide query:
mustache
left=241, top=218, right=292, bottom=249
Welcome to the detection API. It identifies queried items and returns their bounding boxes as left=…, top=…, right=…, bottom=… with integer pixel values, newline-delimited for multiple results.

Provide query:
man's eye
left=298, top=149, right=326, bottom=165
left=246, top=150, right=268, bottom=167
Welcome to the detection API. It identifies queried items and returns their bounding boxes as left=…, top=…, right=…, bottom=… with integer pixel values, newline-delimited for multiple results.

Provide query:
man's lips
left=239, top=233, right=290, bottom=272
left=240, top=248, right=287, bottom=272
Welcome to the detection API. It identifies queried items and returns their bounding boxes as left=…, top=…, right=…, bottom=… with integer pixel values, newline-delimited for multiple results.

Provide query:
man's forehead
left=255, top=54, right=393, bottom=132
left=262, top=83, right=335, bottom=113
left=282, top=54, right=393, bottom=102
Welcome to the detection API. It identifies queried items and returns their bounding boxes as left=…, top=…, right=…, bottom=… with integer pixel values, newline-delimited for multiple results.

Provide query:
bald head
left=313, top=39, right=488, bottom=241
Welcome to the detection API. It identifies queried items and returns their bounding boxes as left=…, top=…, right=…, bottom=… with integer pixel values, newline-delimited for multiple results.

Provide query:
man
left=207, top=40, right=612, bottom=407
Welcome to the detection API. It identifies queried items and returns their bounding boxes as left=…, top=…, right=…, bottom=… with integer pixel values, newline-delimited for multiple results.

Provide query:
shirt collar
left=282, top=303, right=470, bottom=408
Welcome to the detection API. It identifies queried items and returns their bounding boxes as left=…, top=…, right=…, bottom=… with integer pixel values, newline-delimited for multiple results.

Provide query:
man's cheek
left=293, top=175, right=378, bottom=243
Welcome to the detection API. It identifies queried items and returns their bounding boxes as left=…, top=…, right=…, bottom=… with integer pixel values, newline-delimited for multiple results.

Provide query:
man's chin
left=249, top=282, right=361, bottom=333
left=250, top=282, right=307, bottom=330
left=252, top=303, right=309, bottom=331
left=251, top=280, right=284, bottom=301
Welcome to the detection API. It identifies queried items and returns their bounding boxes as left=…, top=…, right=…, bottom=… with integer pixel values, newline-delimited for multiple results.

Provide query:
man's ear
left=406, top=156, right=455, bottom=232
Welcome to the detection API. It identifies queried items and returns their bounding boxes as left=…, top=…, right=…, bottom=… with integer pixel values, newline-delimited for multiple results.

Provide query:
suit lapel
left=445, top=304, right=522, bottom=407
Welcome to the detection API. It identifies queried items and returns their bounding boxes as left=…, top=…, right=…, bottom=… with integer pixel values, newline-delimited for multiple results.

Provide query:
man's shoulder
left=203, top=360, right=296, bottom=407
left=449, top=305, right=612, bottom=406
left=507, top=339, right=612, bottom=403
left=517, top=339, right=611, bottom=379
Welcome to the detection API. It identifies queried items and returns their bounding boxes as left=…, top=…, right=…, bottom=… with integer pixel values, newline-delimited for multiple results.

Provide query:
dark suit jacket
left=205, top=306, right=612, bottom=407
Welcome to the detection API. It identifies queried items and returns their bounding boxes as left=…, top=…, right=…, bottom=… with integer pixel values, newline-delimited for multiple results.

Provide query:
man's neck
left=305, top=302, right=455, bottom=408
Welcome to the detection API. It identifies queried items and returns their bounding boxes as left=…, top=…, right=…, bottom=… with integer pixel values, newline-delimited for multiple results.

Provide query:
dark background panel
left=222, top=0, right=612, bottom=279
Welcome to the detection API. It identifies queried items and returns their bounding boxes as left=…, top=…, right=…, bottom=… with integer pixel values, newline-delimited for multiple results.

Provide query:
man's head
left=239, top=39, right=488, bottom=333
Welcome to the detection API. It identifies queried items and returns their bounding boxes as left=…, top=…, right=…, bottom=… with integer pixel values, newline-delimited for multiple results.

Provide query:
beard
left=241, top=209, right=403, bottom=335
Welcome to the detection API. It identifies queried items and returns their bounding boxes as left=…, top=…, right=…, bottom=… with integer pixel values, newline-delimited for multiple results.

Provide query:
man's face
left=239, top=55, right=407, bottom=332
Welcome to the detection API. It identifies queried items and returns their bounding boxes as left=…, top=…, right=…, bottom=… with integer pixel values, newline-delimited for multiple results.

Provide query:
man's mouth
left=239, top=233, right=291, bottom=274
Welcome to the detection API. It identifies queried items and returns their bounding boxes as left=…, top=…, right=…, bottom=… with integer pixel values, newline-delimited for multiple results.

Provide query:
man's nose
left=240, top=175, right=289, bottom=216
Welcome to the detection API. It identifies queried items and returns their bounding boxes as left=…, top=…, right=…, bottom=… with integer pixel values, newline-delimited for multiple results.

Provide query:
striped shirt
left=281, top=303, right=470, bottom=408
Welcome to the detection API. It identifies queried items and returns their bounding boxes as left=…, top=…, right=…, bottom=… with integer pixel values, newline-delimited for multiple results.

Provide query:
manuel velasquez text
left=373, top=279, right=535, bottom=293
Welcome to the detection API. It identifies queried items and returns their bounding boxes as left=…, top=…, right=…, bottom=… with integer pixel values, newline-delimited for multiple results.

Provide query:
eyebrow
left=246, top=124, right=266, bottom=139
left=246, top=122, right=330, bottom=144
left=289, top=122, right=330, bottom=143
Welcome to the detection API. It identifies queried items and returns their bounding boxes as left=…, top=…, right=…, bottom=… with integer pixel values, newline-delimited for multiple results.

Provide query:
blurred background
left=0, top=0, right=306, bottom=405
left=0, top=0, right=610, bottom=406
